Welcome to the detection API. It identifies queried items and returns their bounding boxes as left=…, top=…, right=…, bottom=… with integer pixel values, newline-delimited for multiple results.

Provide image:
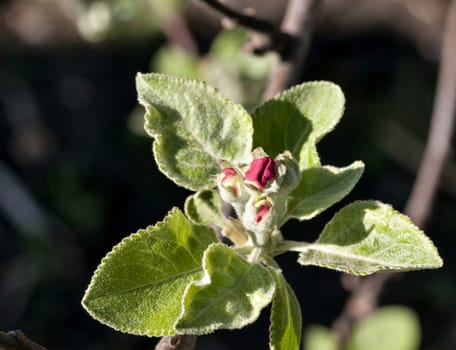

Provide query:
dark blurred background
left=0, top=0, right=455, bottom=349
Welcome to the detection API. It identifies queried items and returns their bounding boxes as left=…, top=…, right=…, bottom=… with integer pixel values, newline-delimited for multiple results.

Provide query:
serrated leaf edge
left=137, top=73, right=253, bottom=191
left=81, top=207, right=208, bottom=337
left=298, top=245, right=443, bottom=276
left=298, top=200, right=443, bottom=276
left=288, top=161, right=365, bottom=221
left=175, top=243, right=276, bottom=334
left=253, top=80, right=345, bottom=143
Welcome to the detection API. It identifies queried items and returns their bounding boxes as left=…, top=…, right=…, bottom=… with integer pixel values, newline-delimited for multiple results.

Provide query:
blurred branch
left=376, top=120, right=456, bottom=197
left=194, top=0, right=295, bottom=54
left=332, top=273, right=393, bottom=349
left=155, top=335, right=197, bottom=350
left=404, top=0, right=456, bottom=227
left=162, top=13, right=199, bottom=55
left=332, top=0, right=456, bottom=348
left=0, top=330, right=48, bottom=350
left=262, top=0, right=320, bottom=100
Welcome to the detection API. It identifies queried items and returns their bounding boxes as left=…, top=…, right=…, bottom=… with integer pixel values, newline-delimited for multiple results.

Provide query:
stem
left=274, top=240, right=311, bottom=255
left=155, top=335, right=197, bottom=350
left=0, top=330, right=48, bottom=350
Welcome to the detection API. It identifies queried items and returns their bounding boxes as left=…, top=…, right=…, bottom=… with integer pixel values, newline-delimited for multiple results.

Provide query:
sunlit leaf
left=298, top=201, right=443, bottom=275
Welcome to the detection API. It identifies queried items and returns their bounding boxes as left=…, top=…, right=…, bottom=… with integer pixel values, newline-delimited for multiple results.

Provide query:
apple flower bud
left=275, top=151, right=301, bottom=194
left=221, top=168, right=239, bottom=196
left=254, top=198, right=271, bottom=223
left=218, top=167, right=247, bottom=206
left=245, top=157, right=276, bottom=190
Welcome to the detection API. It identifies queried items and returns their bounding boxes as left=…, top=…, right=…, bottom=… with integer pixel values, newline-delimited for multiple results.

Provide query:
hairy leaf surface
left=286, top=161, right=364, bottom=222
left=185, top=190, right=224, bottom=226
left=82, top=208, right=217, bottom=336
left=298, top=201, right=443, bottom=275
left=176, top=243, right=275, bottom=334
left=269, top=268, right=302, bottom=350
left=252, top=81, right=344, bottom=169
left=136, top=73, right=253, bottom=190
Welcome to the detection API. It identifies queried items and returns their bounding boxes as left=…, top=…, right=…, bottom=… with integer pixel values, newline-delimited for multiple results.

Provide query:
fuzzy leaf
left=82, top=208, right=217, bottom=336
left=269, top=268, right=302, bottom=350
left=185, top=190, right=224, bottom=226
left=136, top=73, right=253, bottom=190
left=286, top=161, right=364, bottom=221
left=176, top=243, right=275, bottom=334
left=298, top=201, right=443, bottom=275
left=252, top=81, right=344, bottom=169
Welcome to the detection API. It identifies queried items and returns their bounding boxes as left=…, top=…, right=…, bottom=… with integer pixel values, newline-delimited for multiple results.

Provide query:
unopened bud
left=242, top=195, right=276, bottom=246
left=218, top=167, right=247, bottom=204
left=245, top=157, right=276, bottom=190
left=254, top=198, right=271, bottom=223
left=275, top=151, right=301, bottom=194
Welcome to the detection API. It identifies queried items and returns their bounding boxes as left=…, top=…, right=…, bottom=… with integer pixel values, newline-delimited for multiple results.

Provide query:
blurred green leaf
left=153, top=46, right=201, bottom=79
left=210, top=29, right=273, bottom=80
left=347, top=306, right=421, bottom=350
left=303, top=325, right=337, bottom=350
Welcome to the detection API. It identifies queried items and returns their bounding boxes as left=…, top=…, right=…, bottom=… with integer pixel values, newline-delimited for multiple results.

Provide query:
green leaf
left=152, top=45, right=201, bottom=79
left=82, top=208, right=217, bottom=336
left=185, top=190, right=224, bottom=226
left=176, top=243, right=275, bottom=334
left=286, top=161, right=364, bottom=222
left=252, top=81, right=344, bottom=169
left=303, top=325, right=337, bottom=350
left=347, top=306, right=421, bottom=350
left=298, top=201, right=443, bottom=275
left=136, top=73, right=253, bottom=190
left=269, top=268, right=302, bottom=350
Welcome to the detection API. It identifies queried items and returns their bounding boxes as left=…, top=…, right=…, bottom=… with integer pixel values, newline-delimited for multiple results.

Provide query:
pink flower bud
left=245, top=157, right=276, bottom=189
left=254, top=198, right=271, bottom=223
left=221, top=167, right=239, bottom=197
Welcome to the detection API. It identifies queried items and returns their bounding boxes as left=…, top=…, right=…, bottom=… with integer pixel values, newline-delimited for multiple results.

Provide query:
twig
left=262, top=0, right=320, bottom=100
left=0, top=330, right=48, bottom=350
left=375, top=120, right=456, bottom=197
left=332, top=0, right=456, bottom=348
left=194, top=0, right=295, bottom=54
left=404, top=0, right=456, bottom=228
left=155, top=335, right=197, bottom=350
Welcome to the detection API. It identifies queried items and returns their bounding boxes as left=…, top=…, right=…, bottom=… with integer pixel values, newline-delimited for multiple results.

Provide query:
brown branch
left=194, top=0, right=295, bottom=54
left=0, top=330, right=48, bottom=350
left=161, top=13, right=199, bottom=55
left=155, top=335, right=197, bottom=350
left=262, top=0, right=320, bottom=100
left=332, top=0, right=456, bottom=348
left=404, top=0, right=456, bottom=228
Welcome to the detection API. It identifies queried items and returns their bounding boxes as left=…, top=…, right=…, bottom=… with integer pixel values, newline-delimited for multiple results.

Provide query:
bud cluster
left=217, top=148, right=300, bottom=249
